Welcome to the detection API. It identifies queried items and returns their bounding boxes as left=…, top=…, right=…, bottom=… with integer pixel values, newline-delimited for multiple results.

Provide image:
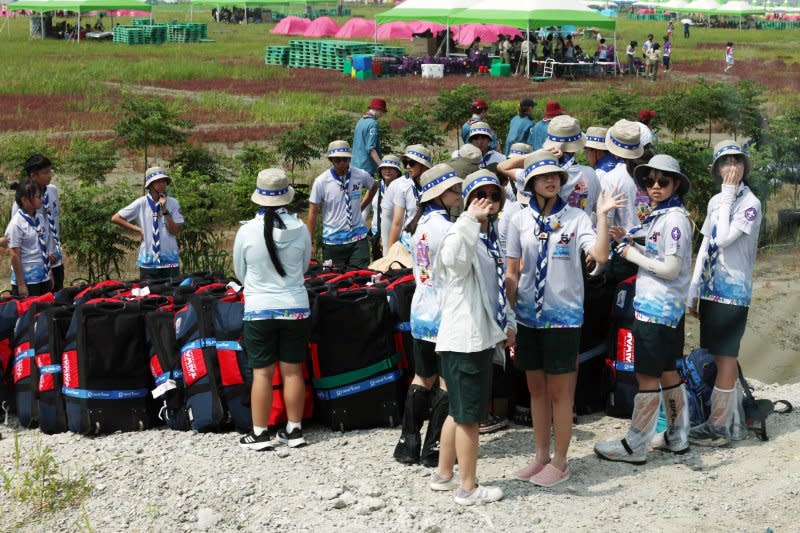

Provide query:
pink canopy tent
left=85, top=9, right=150, bottom=17
left=377, top=20, right=414, bottom=41
left=272, top=16, right=310, bottom=36
left=493, top=24, right=522, bottom=39
left=303, top=16, right=339, bottom=38
left=454, top=24, right=521, bottom=46
left=408, top=20, right=447, bottom=34
left=335, top=17, right=375, bottom=39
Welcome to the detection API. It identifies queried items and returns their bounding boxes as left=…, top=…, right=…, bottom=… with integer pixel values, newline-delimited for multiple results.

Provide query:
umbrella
left=680, top=18, right=693, bottom=25
left=303, top=16, right=340, bottom=38
left=335, top=17, right=375, bottom=39
left=272, top=16, right=311, bottom=36
left=377, top=21, right=414, bottom=41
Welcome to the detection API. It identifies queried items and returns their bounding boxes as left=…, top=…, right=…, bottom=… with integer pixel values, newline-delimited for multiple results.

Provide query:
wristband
left=163, top=210, right=171, bottom=217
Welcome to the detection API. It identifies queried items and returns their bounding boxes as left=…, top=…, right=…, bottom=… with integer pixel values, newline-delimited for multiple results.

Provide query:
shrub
left=484, top=101, right=518, bottom=153
left=396, top=105, right=445, bottom=150
left=311, top=113, right=355, bottom=153
left=61, top=137, right=119, bottom=186
left=169, top=143, right=229, bottom=183
left=235, top=143, right=278, bottom=179
left=0, top=134, right=57, bottom=184
left=276, top=127, right=319, bottom=178
left=433, top=84, right=486, bottom=145
left=587, top=86, right=644, bottom=126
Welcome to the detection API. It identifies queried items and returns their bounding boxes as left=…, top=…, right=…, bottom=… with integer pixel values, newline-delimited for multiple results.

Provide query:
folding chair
left=531, top=58, right=555, bottom=82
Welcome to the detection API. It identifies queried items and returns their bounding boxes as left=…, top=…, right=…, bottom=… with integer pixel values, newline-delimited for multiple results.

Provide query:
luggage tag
left=2, top=401, right=8, bottom=426
left=151, top=379, right=177, bottom=399
left=226, top=281, right=243, bottom=293
left=367, top=273, right=382, bottom=286
left=323, top=259, right=333, bottom=271
left=131, top=286, right=151, bottom=297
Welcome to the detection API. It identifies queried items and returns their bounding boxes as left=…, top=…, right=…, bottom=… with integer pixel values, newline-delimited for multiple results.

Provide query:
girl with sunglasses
left=505, top=150, right=624, bottom=487
left=387, top=145, right=433, bottom=250
left=687, top=141, right=761, bottom=447
left=429, top=169, right=516, bottom=506
left=394, top=164, right=463, bottom=468
left=595, top=154, right=693, bottom=464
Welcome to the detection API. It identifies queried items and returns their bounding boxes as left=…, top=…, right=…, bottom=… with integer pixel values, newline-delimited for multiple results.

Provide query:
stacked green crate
left=265, top=45, right=290, bottom=66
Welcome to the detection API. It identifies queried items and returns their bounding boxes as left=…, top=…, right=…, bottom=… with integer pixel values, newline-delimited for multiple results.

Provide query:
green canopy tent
left=448, top=0, right=617, bottom=75
left=375, top=0, right=479, bottom=56
left=13, top=0, right=152, bottom=40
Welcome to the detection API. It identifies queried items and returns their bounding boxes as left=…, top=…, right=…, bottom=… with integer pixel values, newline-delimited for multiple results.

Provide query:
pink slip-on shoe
left=529, top=463, right=570, bottom=488
left=513, top=459, right=549, bottom=481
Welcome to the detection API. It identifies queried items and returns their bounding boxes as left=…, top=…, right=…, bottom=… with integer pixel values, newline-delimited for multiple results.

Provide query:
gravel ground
left=1, top=380, right=798, bottom=533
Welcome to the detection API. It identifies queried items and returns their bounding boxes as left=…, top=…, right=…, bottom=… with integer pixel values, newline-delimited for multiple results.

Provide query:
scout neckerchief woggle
left=702, top=184, right=747, bottom=290
left=330, top=167, right=354, bottom=227
left=19, top=211, right=50, bottom=275
left=529, top=195, right=566, bottom=319
left=626, top=194, right=686, bottom=239
left=146, top=194, right=161, bottom=264
left=480, top=220, right=507, bottom=330
left=41, top=189, right=61, bottom=259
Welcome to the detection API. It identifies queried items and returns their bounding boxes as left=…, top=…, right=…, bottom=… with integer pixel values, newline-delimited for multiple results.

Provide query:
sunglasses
left=405, top=161, right=422, bottom=168
left=475, top=190, right=502, bottom=202
left=330, top=157, right=349, bottom=163
left=446, top=185, right=462, bottom=194
left=642, top=176, right=673, bottom=189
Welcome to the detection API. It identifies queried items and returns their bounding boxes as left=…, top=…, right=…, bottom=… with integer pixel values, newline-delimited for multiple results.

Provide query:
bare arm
left=360, top=182, right=378, bottom=211
left=306, top=203, right=320, bottom=251
left=505, top=256, right=521, bottom=309
left=497, top=157, right=524, bottom=183
left=387, top=207, right=406, bottom=248
left=111, top=213, right=144, bottom=237
left=369, top=149, right=381, bottom=167
left=9, top=248, right=27, bottom=296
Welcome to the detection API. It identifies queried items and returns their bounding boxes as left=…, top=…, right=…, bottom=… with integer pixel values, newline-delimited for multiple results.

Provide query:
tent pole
left=446, top=18, right=449, bottom=57
left=526, top=23, right=529, bottom=77
left=41, top=11, right=44, bottom=40
left=245, top=3, right=248, bottom=24
left=374, top=15, right=377, bottom=43
left=77, top=11, right=80, bottom=43
left=190, top=4, right=193, bottom=22
left=613, top=31, right=617, bottom=75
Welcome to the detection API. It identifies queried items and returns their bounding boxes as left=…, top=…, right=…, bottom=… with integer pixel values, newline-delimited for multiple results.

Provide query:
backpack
left=604, top=275, right=637, bottom=418
left=678, top=348, right=793, bottom=441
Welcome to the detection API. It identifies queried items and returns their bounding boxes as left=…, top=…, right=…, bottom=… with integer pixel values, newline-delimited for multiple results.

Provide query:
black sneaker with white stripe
left=239, top=430, right=274, bottom=451
left=277, top=427, right=307, bottom=448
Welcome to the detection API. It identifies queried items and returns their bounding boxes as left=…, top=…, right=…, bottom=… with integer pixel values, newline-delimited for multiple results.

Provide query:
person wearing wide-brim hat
left=394, top=164, right=463, bottom=468
left=584, top=126, right=622, bottom=180
left=112, top=166, right=184, bottom=281
left=527, top=100, right=564, bottom=150
left=461, top=98, right=495, bottom=149
left=467, top=121, right=507, bottom=170
left=386, top=145, right=433, bottom=250
left=234, top=168, right=312, bottom=451
left=448, top=144, right=483, bottom=180
left=430, top=169, right=516, bottom=506
left=307, top=140, right=378, bottom=268
left=686, top=141, right=760, bottom=448
left=506, top=149, right=623, bottom=488
left=352, top=97, right=388, bottom=177
left=504, top=98, right=536, bottom=157
left=595, top=154, right=694, bottom=465
left=542, top=115, right=600, bottom=218
left=602, top=119, right=654, bottom=233
left=367, top=154, right=404, bottom=258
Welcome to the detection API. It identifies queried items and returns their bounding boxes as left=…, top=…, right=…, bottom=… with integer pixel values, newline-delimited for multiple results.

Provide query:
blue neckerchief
left=628, top=194, right=685, bottom=237
left=146, top=194, right=161, bottom=264
left=330, top=167, right=354, bottom=227
left=596, top=153, right=621, bottom=173
left=422, top=204, right=449, bottom=222
left=479, top=221, right=507, bottom=330
left=559, top=154, right=576, bottom=170
left=19, top=211, right=50, bottom=274
left=528, top=196, right=566, bottom=319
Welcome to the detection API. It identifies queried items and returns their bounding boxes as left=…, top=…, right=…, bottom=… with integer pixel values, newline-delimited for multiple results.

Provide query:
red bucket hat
left=543, top=101, right=564, bottom=119
left=638, top=108, right=657, bottom=125
left=369, top=98, right=388, bottom=112
left=471, top=98, right=489, bottom=112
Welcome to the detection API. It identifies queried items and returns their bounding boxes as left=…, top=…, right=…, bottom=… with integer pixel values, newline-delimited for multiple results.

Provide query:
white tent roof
left=714, top=1, right=764, bottom=14
left=375, top=0, right=479, bottom=24
left=448, top=0, right=617, bottom=29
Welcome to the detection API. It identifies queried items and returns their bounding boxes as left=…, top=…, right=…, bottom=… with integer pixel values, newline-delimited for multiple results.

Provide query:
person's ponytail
left=262, top=207, right=287, bottom=277
left=404, top=200, right=429, bottom=236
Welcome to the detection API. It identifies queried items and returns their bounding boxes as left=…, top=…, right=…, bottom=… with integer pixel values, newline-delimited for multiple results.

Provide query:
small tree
left=311, top=113, right=355, bottom=153
left=169, top=143, right=228, bottom=183
left=720, top=80, right=765, bottom=145
left=764, top=106, right=800, bottom=210
left=397, top=105, right=445, bottom=150
left=276, top=127, right=319, bottom=179
left=688, top=80, right=728, bottom=147
left=235, top=144, right=277, bottom=179
left=654, top=85, right=705, bottom=141
left=114, top=96, right=193, bottom=171
left=588, top=86, right=645, bottom=125
left=433, top=84, right=485, bottom=146
left=61, top=137, right=119, bottom=186
left=484, top=101, right=518, bottom=153
left=0, top=134, right=57, bottom=183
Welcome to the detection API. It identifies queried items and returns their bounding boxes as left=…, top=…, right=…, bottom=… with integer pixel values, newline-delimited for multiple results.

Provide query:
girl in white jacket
left=234, top=169, right=312, bottom=451
left=429, top=169, right=516, bottom=506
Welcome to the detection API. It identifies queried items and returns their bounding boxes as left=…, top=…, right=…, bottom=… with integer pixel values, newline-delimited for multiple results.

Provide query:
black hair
left=630, top=40, right=637, bottom=47
left=405, top=200, right=432, bottom=236
left=647, top=34, right=654, bottom=39
left=626, top=145, right=656, bottom=179
left=652, top=43, right=660, bottom=51
left=11, top=179, right=40, bottom=209
left=23, top=154, right=52, bottom=176
left=600, top=38, right=606, bottom=44
left=727, top=41, right=733, bottom=46
left=262, top=207, right=287, bottom=277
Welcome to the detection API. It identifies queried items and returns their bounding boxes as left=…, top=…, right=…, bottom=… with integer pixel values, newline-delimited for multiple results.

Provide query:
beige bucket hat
left=419, top=163, right=463, bottom=203
left=402, top=144, right=433, bottom=168
left=711, top=140, right=751, bottom=181
left=251, top=168, right=295, bottom=207
left=326, top=140, right=352, bottom=159
left=523, top=149, right=568, bottom=189
left=543, top=115, right=586, bottom=153
left=584, top=127, right=608, bottom=151
left=605, top=119, right=644, bottom=159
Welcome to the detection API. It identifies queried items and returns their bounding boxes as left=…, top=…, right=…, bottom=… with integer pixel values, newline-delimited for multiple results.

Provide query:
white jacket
left=434, top=213, right=515, bottom=357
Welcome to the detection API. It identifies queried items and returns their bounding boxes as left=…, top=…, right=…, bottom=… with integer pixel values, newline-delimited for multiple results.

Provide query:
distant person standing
left=662, top=35, right=672, bottom=72
left=504, top=99, right=536, bottom=156
left=626, top=40, right=638, bottom=76
left=684, top=21, right=691, bottom=39
left=642, top=33, right=654, bottom=60
left=724, top=42, right=734, bottom=73
left=666, top=21, right=674, bottom=39
left=461, top=99, right=494, bottom=150
left=352, top=98, right=387, bottom=177
left=527, top=101, right=564, bottom=150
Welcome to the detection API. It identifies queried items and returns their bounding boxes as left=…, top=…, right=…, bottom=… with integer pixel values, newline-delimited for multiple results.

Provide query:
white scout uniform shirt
left=309, top=167, right=374, bottom=245
left=698, top=185, right=761, bottom=306
left=117, top=195, right=184, bottom=269
left=506, top=203, right=596, bottom=328
left=11, top=184, right=62, bottom=268
left=560, top=162, right=601, bottom=218
left=601, top=164, right=647, bottom=229
left=631, top=202, right=693, bottom=328
left=391, top=175, right=421, bottom=227
left=7, top=210, right=50, bottom=285
left=479, top=150, right=506, bottom=169
left=409, top=206, right=453, bottom=342
left=498, top=200, right=524, bottom=257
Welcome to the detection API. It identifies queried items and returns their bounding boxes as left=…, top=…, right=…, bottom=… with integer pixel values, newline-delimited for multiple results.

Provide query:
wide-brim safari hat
left=251, top=168, right=295, bottom=207
left=523, top=150, right=568, bottom=189
left=584, top=127, right=608, bottom=151
left=378, top=154, right=403, bottom=174
left=467, top=121, right=495, bottom=141
left=419, top=163, right=463, bottom=203
left=402, top=144, right=433, bottom=168
left=605, top=119, right=644, bottom=159
left=633, top=154, right=690, bottom=196
left=326, top=140, right=352, bottom=159
left=462, top=169, right=505, bottom=211
left=543, top=115, right=586, bottom=153
left=144, top=166, right=171, bottom=189
left=457, top=144, right=483, bottom=166
left=711, top=140, right=751, bottom=181
left=509, top=143, right=533, bottom=157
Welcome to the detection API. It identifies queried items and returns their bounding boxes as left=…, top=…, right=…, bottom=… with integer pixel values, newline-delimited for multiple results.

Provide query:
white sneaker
left=651, top=431, right=689, bottom=454
left=429, top=471, right=459, bottom=491
left=454, top=485, right=503, bottom=506
left=594, top=438, right=647, bottom=465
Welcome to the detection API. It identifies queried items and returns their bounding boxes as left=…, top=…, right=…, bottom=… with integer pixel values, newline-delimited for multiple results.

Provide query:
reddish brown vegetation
left=188, top=124, right=290, bottom=144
